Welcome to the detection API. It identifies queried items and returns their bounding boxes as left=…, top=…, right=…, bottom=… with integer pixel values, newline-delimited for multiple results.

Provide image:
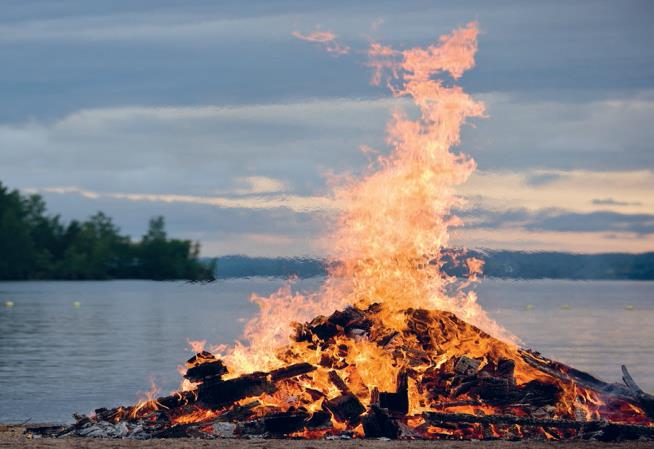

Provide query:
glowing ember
left=52, top=23, right=654, bottom=441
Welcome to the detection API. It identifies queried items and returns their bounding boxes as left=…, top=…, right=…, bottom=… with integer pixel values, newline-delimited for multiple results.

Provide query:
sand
left=1, top=425, right=652, bottom=449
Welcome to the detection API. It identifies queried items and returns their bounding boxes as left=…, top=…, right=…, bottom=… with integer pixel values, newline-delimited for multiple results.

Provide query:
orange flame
left=117, top=24, right=653, bottom=437
left=216, top=22, right=515, bottom=381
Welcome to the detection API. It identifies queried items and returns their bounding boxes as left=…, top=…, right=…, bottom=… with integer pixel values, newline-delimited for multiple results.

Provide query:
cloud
left=454, top=227, right=654, bottom=254
left=592, top=198, right=642, bottom=207
left=232, top=176, right=288, bottom=195
left=462, top=169, right=654, bottom=216
left=2, top=0, right=653, bottom=255
left=4, top=92, right=654, bottom=202
left=28, top=186, right=336, bottom=213
left=35, top=189, right=331, bottom=257
left=292, top=29, right=350, bottom=56
left=529, top=211, right=654, bottom=235
left=23, top=180, right=654, bottom=256
left=465, top=207, right=654, bottom=235
left=0, top=98, right=398, bottom=196
left=2, top=1, right=653, bottom=124
left=524, top=172, right=562, bottom=187
left=461, top=91, right=654, bottom=171
left=0, top=12, right=303, bottom=43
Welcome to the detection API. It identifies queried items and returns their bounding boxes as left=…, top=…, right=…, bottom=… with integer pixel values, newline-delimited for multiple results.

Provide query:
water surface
left=0, top=278, right=652, bottom=423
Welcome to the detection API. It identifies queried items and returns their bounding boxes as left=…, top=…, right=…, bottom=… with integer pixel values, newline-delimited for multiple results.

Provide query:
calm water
left=0, top=278, right=652, bottom=423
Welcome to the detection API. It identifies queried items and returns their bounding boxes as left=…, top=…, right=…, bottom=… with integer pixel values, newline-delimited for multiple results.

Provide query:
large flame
left=114, top=24, right=653, bottom=438
left=217, top=22, right=510, bottom=376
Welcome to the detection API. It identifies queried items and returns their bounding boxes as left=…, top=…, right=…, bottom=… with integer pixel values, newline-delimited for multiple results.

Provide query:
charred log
left=324, top=393, right=365, bottom=424
left=379, top=370, right=409, bottom=415
left=198, top=373, right=274, bottom=409
left=328, top=370, right=351, bottom=394
left=622, top=365, right=654, bottom=419
left=305, top=410, right=332, bottom=429
left=262, top=410, right=310, bottom=435
left=362, top=405, right=399, bottom=439
left=270, top=362, right=316, bottom=381
left=424, top=411, right=654, bottom=441
left=184, top=360, right=228, bottom=383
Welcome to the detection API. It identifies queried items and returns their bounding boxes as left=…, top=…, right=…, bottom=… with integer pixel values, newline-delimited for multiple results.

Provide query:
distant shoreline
left=1, top=251, right=652, bottom=282
left=210, top=252, right=654, bottom=281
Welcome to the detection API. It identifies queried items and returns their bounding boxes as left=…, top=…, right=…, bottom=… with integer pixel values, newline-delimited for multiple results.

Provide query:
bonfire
left=34, top=22, right=654, bottom=441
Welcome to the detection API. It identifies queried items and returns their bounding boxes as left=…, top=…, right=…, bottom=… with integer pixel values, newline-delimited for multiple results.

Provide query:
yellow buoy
left=525, top=304, right=534, bottom=311
left=625, top=304, right=635, bottom=311
left=4, top=300, right=14, bottom=308
left=72, top=301, right=81, bottom=308
left=560, top=304, right=571, bottom=310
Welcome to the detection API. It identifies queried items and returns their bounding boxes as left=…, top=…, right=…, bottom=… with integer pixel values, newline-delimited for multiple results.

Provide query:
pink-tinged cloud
left=292, top=29, right=349, bottom=56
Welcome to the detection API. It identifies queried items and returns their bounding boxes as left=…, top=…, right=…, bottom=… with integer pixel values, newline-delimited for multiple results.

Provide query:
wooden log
left=324, top=393, right=365, bottom=424
left=305, top=410, right=332, bottom=429
left=328, top=307, right=366, bottom=328
left=270, top=362, right=316, bottom=381
left=198, top=373, right=274, bottom=409
left=622, top=365, right=654, bottom=419
left=379, top=370, right=409, bottom=415
left=520, top=350, right=654, bottom=419
left=261, top=410, right=310, bottom=435
left=328, top=370, right=351, bottom=394
left=219, top=400, right=260, bottom=421
left=184, top=360, right=228, bottom=383
left=309, top=316, right=340, bottom=340
left=519, top=350, right=632, bottom=398
left=474, top=377, right=515, bottom=405
left=518, top=379, right=561, bottom=407
left=377, top=330, right=400, bottom=347
left=497, top=358, right=516, bottom=384
left=405, top=309, right=435, bottom=349
left=370, top=387, right=380, bottom=405
left=432, top=400, right=482, bottom=408
left=185, top=351, right=218, bottom=367
left=424, top=411, right=654, bottom=441
left=454, top=356, right=481, bottom=375
left=305, top=387, right=326, bottom=401
left=362, top=405, right=399, bottom=439
left=156, top=390, right=197, bottom=410
left=162, top=363, right=317, bottom=412
left=150, top=422, right=214, bottom=439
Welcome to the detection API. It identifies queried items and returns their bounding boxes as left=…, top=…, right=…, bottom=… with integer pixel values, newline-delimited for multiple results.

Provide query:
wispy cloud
left=465, top=207, right=654, bottom=235
left=27, top=186, right=336, bottom=213
left=592, top=198, right=642, bottom=207
left=232, top=176, right=288, bottom=195
left=292, top=29, right=349, bottom=55
left=454, top=227, right=654, bottom=254
left=462, top=169, right=654, bottom=215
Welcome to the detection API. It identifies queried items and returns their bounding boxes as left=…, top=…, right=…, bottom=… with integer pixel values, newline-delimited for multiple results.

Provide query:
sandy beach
left=2, top=425, right=653, bottom=449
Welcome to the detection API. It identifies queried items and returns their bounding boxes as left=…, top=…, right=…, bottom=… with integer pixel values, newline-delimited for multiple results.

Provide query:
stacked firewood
left=37, top=305, right=654, bottom=441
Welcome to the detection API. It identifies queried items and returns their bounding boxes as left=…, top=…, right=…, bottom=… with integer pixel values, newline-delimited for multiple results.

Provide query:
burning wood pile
left=45, top=304, right=654, bottom=441
left=29, top=22, right=654, bottom=443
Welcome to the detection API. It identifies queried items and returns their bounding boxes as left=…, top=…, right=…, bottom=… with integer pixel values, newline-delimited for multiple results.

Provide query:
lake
left=0, top=278, right=652, bottom=423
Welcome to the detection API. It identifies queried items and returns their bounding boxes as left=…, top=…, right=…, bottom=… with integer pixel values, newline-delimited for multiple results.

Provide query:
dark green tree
left=0, top=181, right=214, bottom=281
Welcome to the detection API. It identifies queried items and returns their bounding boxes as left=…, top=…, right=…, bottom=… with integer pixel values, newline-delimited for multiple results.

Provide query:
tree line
left=0, top=182, right=215, bottom=280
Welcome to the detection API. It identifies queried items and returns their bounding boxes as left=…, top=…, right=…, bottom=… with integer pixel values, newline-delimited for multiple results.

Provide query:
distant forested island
left=2, top=181, right=652, bottom=281
left=213, top=252, right=654, bottom=280
left=0, top=182, right=215, bottom=280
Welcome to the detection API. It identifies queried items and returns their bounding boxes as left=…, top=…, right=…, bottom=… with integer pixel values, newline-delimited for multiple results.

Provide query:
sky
left=1, top=0, right=653, bottom=256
